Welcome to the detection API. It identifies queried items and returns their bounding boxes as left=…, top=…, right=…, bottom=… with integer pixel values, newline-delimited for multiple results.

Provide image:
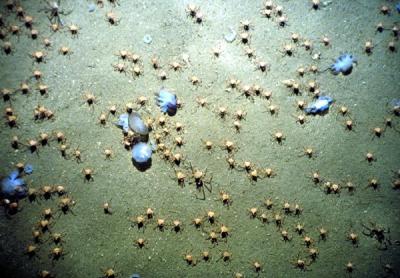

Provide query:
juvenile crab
left=169, top=61, right=184, bottom=71
left=271, top=131, right=285, bottom=144
left=221, top=140, right=238, bottom=153
left=188, top=163, right=212, bottom=200
left=281, top=44, right=294, bottom=56
left=219, top=190, right=233, bottom=207
left=130, top=215, right=146, bottom=230
left=134, top=238, right=147, bottom=249
left=59, top=196, right=75, bottom=214
left=106, top=11, right=120, bottom=25
left=67, top=24, right=80, bottom=37
left=59, top=46, right=72, bottom=56
left=291, top=255, right=310, bottom=271
left=2, top=41, right=13, bottom=55
left=112, top=63, right=128, bottom=74
left=299, top=147, right=317, bottom=159
left=186, top=4, right=199, bottom=18
left=31, top=51, right=47, bottom=63
left=173, top=169, right=186, bottom=187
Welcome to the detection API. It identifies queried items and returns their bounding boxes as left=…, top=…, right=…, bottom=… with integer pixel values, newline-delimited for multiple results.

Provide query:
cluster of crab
left=23, top=183, right=74, bottom=274
left=2, top=101, right=18, bottom=128
left=8, top=130, right=67, bottom=157
left=112, top=49, right=144, bottom=78
left=0, top=0, right=64, bottom=49
left=242, top=197, right=328, bottom=271
left=260, top=0, right=289, bottom=27
left=308, top=167, right=388, bottom=196
left=129, top=206, right=240, bottom=268
left=151, top=116, right=214, bottom=199
left=1, top=69, right=55, bottom=127
left=0, top=161, right=73, bottom=277
left=226, top=155, right=277, bottom=183
left=234, top=18, right=272, bottom=75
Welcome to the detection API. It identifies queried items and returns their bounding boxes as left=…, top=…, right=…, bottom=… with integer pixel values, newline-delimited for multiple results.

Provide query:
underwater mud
left=0, top=0, right=400, bottom=277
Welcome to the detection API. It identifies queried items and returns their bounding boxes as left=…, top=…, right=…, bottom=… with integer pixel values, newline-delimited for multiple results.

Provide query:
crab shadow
left=131, top=158, right=152, bottom=172
left=331, top=67, right=353, bottom=76
left=307, top=109, right=331, bottom=117
left=341, top=67, right=353, bottom=76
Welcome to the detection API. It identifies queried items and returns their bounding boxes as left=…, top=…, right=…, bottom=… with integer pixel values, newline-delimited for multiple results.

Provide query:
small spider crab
left=39, top=0, right=72, bottom=26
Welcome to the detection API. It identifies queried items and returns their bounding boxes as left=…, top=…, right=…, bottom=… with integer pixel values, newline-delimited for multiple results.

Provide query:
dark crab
left=39, top=0, right=72, bottom=26
left=362, top=222, right=391, bottom=250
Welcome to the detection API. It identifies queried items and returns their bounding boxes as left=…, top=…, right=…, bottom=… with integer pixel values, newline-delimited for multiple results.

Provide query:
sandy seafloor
left=0, top=0, right=400, bottom=277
